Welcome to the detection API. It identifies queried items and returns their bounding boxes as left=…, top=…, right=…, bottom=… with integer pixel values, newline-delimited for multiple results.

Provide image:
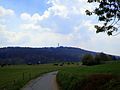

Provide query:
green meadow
left=0, top=64, right=60, bottom=90
left=57, top=61, right=120, bottom=90
left=0, top=62, right=120, bottom=90
left=0, top=63, right=79, bottom=90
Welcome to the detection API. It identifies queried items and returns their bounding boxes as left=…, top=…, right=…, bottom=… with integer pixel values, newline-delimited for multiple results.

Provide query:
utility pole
left=58, top=43, right=59, bottom=47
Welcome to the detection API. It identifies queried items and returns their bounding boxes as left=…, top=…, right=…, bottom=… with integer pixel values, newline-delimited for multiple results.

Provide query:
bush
left=98, top=53, right=112, bottom=61
left=78, top=74, right=116, bottom=90
left=82, top=53, right=112, bottom=66
left=82, top=54, right=95, bottom=66
left=94, top=54, right=103, bottom=64
left=57, top=71, right=119, bottom=90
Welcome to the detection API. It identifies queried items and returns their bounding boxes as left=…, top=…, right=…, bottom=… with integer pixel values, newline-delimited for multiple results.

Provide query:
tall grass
left=57, top=61, right=120, bottom=90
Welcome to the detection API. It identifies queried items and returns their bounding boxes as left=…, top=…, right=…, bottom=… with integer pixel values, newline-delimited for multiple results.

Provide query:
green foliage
left=86, top=0, right=120, bottom=35
left=57, top=61, right=120, bottom=90
left=82, top=54, right=95, bottom=66
left=97, top=53, right=112, bottom=61
left=82, top=53, right=112, bottom=66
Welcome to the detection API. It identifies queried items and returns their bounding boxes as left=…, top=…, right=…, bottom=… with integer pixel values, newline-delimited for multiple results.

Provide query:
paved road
left=21, top=71, right=59, bottom=90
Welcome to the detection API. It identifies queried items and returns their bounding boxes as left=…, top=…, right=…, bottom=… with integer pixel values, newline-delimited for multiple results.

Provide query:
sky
left=0, top=0, right=120, bottom=56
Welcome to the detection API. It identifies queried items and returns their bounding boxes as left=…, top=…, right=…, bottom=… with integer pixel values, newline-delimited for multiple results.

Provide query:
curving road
left=21, top=71, right=59, bottom=90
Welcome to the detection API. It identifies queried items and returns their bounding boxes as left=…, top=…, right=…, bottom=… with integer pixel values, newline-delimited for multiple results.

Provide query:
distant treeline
left=0, top=47, right=119, bottom=65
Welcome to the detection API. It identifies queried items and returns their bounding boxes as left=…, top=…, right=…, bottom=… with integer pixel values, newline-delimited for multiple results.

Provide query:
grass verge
left=57, top=61, right=120, bottom=90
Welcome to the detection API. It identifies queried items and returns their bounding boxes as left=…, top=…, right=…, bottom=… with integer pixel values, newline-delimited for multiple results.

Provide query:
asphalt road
left=21, top=71, right=59, bottom=90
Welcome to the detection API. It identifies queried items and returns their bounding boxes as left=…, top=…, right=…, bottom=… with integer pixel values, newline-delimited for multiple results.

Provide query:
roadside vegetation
left=57, top=61, right=120, bottom=90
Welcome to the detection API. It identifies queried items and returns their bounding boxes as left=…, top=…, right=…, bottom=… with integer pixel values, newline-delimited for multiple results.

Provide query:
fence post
left=13, top=80, right=16, bottom=89
left=29, top=73, right=31, bottom=80
left=13, top=80, right=15, bottom=85
left=23, top=73, right=24, bottom=80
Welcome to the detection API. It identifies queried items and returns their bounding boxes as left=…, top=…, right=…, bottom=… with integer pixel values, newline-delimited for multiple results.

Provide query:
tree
left=82, top=53, right=112, bottom=66
left=94, top=54, right=101, bottom=64
left=82, top=54, right=95, bottom=65
left=94, top=53, right=110, bottom=64
left=98, top=53, right=112, bottom=61
left=86, top=0, right=120, bottom=35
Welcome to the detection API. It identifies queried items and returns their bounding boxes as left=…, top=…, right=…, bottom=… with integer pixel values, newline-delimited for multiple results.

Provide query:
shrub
left=82, top=53, right=112, bottom=66
left=94, top=54, right=103, bottom=64
left=98, top=53, right=112, bottom=61
left=82, top=54, right=95, bottom=66
left=79, top=74, right=115, bottom=90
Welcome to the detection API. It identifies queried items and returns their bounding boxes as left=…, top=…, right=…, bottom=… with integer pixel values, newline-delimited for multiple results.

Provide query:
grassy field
left=57, top=61, right=120, bottom=90
left=0, top=62, right=79, bottom=90
left=0, top=64, right=61, bottom=90
left=0, top=62, right=120, bottom=90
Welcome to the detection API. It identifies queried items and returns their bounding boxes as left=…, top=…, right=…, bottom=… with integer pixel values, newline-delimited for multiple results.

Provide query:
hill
left=0, top=47, right=119, bottom=64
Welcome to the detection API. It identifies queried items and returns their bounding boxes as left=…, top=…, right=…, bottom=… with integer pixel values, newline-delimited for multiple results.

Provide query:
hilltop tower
left=58, top=43, right=60, bottom=47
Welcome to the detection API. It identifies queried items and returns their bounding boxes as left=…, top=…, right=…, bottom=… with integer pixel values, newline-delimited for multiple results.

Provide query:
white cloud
left=47, top=1, right=68, bottom=18
left=0, top=22, right=77, bottom=47
left=20, top=11, right=50, bottom=24
left=0, top=24, right=6, bottom=30
left=20, top=13, right=31, bottom=21
left=30, top=12, right=50, bottom=21
left=20, top=0, right=92, bottom=23
left=20, top=23, right=40, bottom=30
left=28, top=32, right=71, bottom=46
left=0, top=6, right=14, bottom=17
left=20, top=0, right=94, bottom=30
left=78, top=33, right=120, bottom=55
left=0, top=24, right=26, bottom=43
left=47, top=0, right=94, bottom=17
left=20, top=23, right=52, bottom=33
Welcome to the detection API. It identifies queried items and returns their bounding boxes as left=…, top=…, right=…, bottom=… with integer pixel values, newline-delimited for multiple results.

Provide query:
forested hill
left=0, top=47, right=119, bottom=64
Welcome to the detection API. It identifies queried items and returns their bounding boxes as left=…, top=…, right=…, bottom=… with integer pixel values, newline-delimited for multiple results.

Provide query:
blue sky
left=0, top=0, right=49, bottom=15
left=0, top=0, right=120, bottom=56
